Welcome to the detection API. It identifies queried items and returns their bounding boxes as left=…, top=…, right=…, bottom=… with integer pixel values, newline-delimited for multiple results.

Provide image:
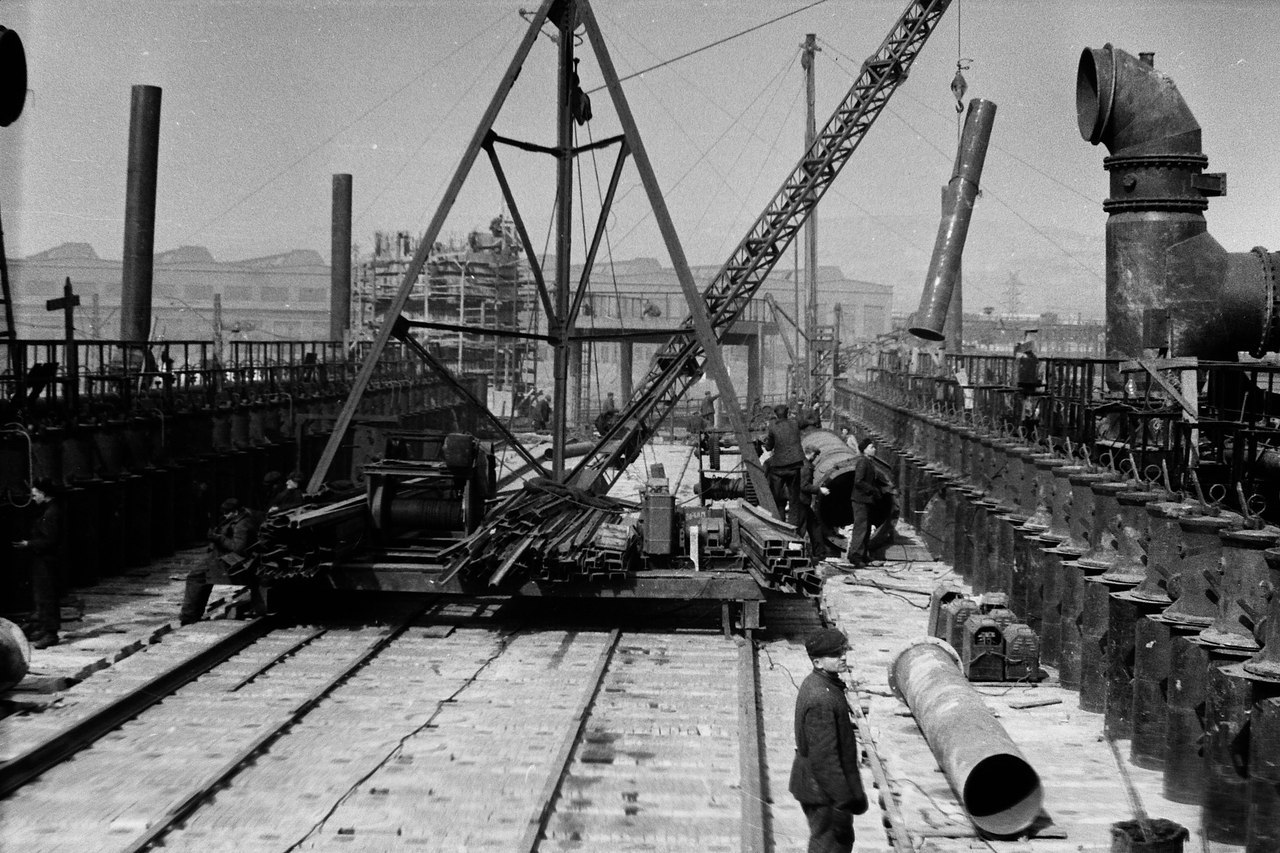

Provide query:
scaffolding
left=354, top=216, right=536, bottom=394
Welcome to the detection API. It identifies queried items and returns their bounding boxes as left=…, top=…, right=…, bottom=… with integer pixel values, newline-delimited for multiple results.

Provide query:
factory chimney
left=330, top=173, right=353, bottom=341
left=1077, top=44, right=1280, bottom=360
left=119, top=85, right=162, bottom=348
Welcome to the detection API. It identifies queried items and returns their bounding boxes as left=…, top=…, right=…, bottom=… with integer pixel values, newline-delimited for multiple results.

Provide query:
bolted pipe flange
left=1253, top=245, right=1280, bottom=358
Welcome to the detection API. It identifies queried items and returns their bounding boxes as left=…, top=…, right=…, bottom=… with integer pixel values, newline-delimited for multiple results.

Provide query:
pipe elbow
left=1077, top=44, right=1201, bottom=156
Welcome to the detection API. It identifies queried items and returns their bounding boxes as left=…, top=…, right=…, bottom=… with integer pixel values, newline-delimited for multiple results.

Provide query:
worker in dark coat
left=180, top=497, right=260, bottom=625
left=533, top=392, right=551, bottom=431
left=846, top=437, right=882, bottom=566
left=698, top=390, right=718, bottom=429
left=268, top=471, right=305, bottom=514
left=596, top=392, right=620, bottom=435
left=260, top=470, right=284, bottom=510
left=790, top=628, right=868, bottom=853
left=12, top=480, right=64, bottom=648
left=764, top=404, right=805, bottom=524
left=799, top=446, right=834, bottom=561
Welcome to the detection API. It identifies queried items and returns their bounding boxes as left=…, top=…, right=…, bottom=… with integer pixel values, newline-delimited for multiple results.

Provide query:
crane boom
left=568, top=0, right=953, bottom=491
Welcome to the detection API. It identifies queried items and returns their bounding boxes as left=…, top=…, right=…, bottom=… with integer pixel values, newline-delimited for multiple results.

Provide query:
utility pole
left=802, top=33, right=820, bottom=403
left=46, top=277, right=80, bottom=415
left=213, top=292, right=224, bottom=365
left=550, top=1, right=576, bottom=478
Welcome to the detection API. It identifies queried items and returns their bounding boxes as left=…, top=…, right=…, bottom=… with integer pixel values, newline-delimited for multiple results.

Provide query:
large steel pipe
left=911, top=98, right=997, bottom=341
left=801, top=426, right=891, bottom=529
left=330, top=173, right=353, bottom=341
left=1077, top=44, right=1280, bottom=360
left=120, top=84, right=162, bottom=346
left=889, top=639, right=1043, bottom=837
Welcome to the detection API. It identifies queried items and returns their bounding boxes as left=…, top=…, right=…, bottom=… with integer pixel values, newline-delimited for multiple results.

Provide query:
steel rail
left=517, top=629, right=621, bottom=852
left=0, top=617, right=275, bottom=799
left=227, top=626, right=327, bottom=692
left=738, top=636, right=768, bottom=853
left=847, top=678, right=917, bottom=852
left=124, top=605, right=430, bottom=853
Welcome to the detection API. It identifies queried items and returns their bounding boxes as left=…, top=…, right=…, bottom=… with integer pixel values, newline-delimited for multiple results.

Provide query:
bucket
left=1109, top=819, right=1188, bottom=853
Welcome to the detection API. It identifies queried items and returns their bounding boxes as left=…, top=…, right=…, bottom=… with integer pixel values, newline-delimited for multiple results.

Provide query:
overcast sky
left=2, top=0, right=1277, bottom=317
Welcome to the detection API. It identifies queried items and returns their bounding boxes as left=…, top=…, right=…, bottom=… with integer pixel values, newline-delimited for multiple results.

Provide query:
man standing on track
left=790, top=627, right=868, bottom=853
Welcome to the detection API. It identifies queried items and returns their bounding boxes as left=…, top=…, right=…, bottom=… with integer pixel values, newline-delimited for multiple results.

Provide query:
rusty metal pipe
left=120, top=84, right=162, bottom=345
left=800, top=426, right=892, bottom=529
left=1077, top=44, right=1280, bottom=359
left=889, top=639, right=1043, bottom=837
left=910, top=98, right=997, bottom=342
left=330, top=174, right=353, bottom=341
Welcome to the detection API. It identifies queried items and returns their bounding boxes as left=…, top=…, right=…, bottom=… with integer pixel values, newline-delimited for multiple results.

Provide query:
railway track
left=1, top=597, right=911, bottom=853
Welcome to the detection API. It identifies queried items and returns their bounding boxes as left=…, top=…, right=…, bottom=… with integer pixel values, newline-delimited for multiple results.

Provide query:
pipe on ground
left=542, top=440, right=594, bottom=462
left=889, top=638, right=1044, bottom=837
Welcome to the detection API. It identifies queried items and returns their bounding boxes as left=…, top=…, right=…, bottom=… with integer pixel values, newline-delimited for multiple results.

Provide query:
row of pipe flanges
left=844, top=388, right=1280, bottom=851
left=1, top=378, right=479, bottom=603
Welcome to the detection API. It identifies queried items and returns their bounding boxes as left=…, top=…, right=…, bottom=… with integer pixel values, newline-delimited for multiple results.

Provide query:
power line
left=585, top=0, right=832, bottom=94
left=181, top=11, right=506, bottom=246
left=816, top=39, right=1104, bottom=286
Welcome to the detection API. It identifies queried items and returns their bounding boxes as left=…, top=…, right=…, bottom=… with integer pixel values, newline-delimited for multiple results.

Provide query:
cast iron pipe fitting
left=1078, top=44, right=1280, bottom=359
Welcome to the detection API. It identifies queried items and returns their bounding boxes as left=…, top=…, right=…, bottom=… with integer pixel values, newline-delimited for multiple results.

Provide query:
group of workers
left=760, top=402, right=894, bottom=566
left=9, top=468, right=309, bottom=649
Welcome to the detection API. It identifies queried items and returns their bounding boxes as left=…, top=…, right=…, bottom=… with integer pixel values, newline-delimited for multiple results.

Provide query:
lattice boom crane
left=568, top=0, right=953, bottom=494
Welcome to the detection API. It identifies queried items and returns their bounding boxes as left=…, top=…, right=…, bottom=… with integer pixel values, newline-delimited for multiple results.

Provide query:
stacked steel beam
left=727, top=503, right=819, bottom=594
left=447, top=481, right=639, bottom=587
left=251, top=495, right=365, bottom=581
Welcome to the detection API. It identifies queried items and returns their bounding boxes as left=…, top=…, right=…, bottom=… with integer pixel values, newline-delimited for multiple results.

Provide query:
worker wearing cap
left=846, top=437, right=883, bottom=566
left=268, top=471, right=305, bottom=514
left=790, top=627, right=868, bottom=853
left=180, top=497, right=259, bottom=625
left=764, top=403, right=805, bottom=524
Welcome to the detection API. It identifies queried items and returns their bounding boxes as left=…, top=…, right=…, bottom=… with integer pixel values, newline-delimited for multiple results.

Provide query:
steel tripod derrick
left=308, top=0, right=760, bottom=500
left=568, top=0, right=954, bottom=498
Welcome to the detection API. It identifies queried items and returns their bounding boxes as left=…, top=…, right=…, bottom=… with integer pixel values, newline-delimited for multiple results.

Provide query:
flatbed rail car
left=235, top=429, right=827, bottom=633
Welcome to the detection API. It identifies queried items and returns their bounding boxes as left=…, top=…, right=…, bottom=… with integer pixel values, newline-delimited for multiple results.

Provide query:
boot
left=28, top=629, right=59, bottom=649
left=179, top=576, right=213, bottom=625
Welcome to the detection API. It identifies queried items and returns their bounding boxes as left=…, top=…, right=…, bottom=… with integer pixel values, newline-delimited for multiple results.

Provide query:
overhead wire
left=580, top=116, right=660, bottom=479
left=180, top=11, right=509, bottom=247
left=816, top=35, right=1106, bottom=285
left=592, top=4, right=810, bottom=250
left=688, top=50, right=806, bottom=263
left=584, top=0, right=833, bottom=95
left=607, top=47, right=803, bottom=258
